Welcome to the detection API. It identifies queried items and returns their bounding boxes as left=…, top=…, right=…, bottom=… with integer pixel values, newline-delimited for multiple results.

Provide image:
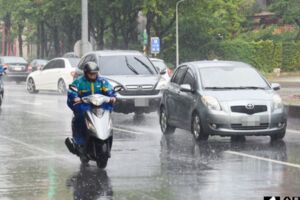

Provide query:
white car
left=26, top=57, right=80, bottom=94
left=149, top=58, right=172, bottom=81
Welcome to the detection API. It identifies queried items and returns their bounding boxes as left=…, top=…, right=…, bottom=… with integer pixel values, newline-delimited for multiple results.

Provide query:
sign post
left=151, top=37, right=160, bottom=57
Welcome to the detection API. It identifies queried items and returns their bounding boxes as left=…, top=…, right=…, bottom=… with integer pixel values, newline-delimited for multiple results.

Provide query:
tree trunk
left=18, top=24, right=24, bottom=57
left=53, top=26, right=60, bottom=56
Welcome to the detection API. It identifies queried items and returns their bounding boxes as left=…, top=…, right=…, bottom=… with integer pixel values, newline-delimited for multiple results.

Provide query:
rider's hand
left=110, top=97, right=117, bottom=104
left=73, top=97, right=81, bottom=105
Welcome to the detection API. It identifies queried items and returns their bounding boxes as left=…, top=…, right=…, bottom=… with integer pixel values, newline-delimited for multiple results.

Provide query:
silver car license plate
left=241, top=116, right=260, bottom=126
left=134, top=99, right=149, bottom=107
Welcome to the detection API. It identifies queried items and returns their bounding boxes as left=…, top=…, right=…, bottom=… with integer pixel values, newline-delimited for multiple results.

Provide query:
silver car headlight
left=156, top=78, right=168, bottom=90
left=273, top=94, right=283, bottom=110
left=201, top=96, right=221, bottom=111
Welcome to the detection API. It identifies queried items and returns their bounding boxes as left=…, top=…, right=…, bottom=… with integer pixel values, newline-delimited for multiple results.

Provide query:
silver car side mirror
left=271, top=83, right=281, bottom=91
left=180, top=84, right=193, bottom=93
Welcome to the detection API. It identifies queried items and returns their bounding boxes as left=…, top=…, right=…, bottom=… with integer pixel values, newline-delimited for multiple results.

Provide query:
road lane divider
left=225, top=150, right=300, bottom=169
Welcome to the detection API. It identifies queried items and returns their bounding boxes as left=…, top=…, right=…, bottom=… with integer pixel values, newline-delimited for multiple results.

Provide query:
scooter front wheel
left=96, top=157, right=108, bottom=169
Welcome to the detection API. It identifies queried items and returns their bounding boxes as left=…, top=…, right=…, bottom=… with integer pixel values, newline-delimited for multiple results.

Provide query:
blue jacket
left=67, top=76, right=116, bottom=115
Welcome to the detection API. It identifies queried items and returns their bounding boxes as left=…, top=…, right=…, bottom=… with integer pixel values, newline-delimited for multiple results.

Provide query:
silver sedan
left=159, top=61, right=287, bottom=141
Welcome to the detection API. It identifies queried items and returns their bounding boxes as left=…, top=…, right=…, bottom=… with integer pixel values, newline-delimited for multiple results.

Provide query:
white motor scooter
left=65, top=85, right=122, bottom=168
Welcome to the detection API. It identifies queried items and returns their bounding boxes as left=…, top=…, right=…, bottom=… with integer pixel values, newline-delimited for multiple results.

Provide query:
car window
left=53, top=60, right=65, bottom=69
left=43, top=60, right=56, bottom=70
left=2, top=57, right=27, bottom=64
left=68, top=58, right=80, bottom=68
left=171, top=67, right=187, bottom=85
left=182, top=69, right=196, bottom=88
left=98, top=55, right=157, bottom=75
left=151, top=60, right=167, bottom=71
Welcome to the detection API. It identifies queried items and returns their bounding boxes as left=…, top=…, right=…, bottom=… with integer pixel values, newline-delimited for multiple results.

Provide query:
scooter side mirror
left=69, top=84, right=78, bottom=93
left=114, top=85, right=124, bottom=92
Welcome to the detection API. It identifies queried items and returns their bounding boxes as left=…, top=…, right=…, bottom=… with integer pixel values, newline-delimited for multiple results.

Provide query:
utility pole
left=176, top=0, right=185, bottom=68
left=81, top=0, right=88, bottom=57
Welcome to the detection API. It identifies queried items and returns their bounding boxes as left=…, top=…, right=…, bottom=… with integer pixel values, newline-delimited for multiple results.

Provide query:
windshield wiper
left=236, top=86, right=267, bottom=90
left=204, top=87, right=238, bottom=90
left=134, top=57, right=154, bottom=74
left=204, top=86, right=267, bottom=90
left=125, top=56, right=139, bottom=75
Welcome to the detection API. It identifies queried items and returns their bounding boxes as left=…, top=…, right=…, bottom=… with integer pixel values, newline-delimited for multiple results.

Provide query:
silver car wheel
left=160, top=110, right=167, bottom=132
left=193, top=115, right=201, bottom=139
left=27, top=78, right=35, bottom=93
left=58, top=79, right=66, bottom=94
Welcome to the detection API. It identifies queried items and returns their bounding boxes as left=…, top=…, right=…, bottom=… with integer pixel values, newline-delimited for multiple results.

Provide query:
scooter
left=65, top=85, right=122, bottom=169
left=0, top=67, right=6, bottom=107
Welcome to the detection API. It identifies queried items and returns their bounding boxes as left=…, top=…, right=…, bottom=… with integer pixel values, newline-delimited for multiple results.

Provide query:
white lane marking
left=4, top=155, right=71, bottom=162
left=24, top=111, right=55, bottom=119
left=287, top=129, right=300, bottom=134
left=112, top=127, right=146, bottom=135
left=225, top=150, right=300, bottom=169
left=13, top=100, right=42, bottom=106
left=0, top=135, right=76, bottom=163
left=0, top=134, right=54, bottom=155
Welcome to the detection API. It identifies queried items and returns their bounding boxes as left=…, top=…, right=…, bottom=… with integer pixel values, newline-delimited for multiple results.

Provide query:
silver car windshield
left=99, top=55, right=157, bottom=76
left=199, top=66, right=270, bottom=89
left=151, top=60, right=167, bottom=71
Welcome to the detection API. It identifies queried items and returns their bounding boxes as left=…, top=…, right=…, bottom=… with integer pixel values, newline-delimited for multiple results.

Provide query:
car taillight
left=28, top=65, right=32, bottom=72
left=167, top=68, right=173, bottom=77
left=71, top=71, right=76, bottom=77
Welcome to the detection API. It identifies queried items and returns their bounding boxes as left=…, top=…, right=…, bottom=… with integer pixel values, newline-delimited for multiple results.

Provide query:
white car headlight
left=201, top=96, right=221, bottom=111
left=156, top=78, right=168, bottom=90
left=273, top=94, right=283, bottom=109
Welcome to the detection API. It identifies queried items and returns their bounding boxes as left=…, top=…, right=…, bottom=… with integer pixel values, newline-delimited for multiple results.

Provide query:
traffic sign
left=151, top=37, right=160, bottom=54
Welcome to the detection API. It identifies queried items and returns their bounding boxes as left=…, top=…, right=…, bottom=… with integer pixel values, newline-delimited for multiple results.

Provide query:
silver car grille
left=126, top=85, right=154, bottom=90
left=120, top=84, right=157, bottom=96
left=231, top=105, right=267, bottom=115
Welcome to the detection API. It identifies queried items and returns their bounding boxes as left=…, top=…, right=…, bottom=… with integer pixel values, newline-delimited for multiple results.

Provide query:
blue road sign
left=151, top=37, right=160, bottom=54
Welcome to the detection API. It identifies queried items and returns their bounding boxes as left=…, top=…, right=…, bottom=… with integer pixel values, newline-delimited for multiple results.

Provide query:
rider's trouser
left=72, top=115, right=87, bottom=145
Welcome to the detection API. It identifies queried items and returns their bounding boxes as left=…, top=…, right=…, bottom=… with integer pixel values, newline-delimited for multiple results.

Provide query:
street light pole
left=176, top=0, right=185, bottom=68
left=81, top=0, right=88, bottom=57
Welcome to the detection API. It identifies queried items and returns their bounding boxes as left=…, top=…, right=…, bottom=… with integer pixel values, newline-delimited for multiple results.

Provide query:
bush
left=199, top=40, right=300, bottom=72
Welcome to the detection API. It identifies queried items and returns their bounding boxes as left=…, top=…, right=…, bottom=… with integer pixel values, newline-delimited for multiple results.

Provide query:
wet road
left=0, top=82, right=300, bottom=200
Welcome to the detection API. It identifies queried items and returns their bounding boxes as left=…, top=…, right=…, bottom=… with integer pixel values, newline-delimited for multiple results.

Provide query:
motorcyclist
left=67, top=62, right=116, bottom=152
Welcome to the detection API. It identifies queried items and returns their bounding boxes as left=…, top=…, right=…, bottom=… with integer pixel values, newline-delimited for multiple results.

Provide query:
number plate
left=134, top=99, right=149, bottom=107
left=14, top=66, right=22, bottom=71
left=241, top=116, right=260, bottom=126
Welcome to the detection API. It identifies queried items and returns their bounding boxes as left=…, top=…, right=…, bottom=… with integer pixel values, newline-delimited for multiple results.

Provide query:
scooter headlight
left=92, top=108, right=105, bottom=117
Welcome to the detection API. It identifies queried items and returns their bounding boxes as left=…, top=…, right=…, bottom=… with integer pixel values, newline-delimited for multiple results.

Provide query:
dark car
left=76, top=50, right=166, bottom=115
left=0, top=56, right=29, bottom=83
left=159, top=60, right=287, bottom=141
left=28, top=59, right=48, bottom=72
